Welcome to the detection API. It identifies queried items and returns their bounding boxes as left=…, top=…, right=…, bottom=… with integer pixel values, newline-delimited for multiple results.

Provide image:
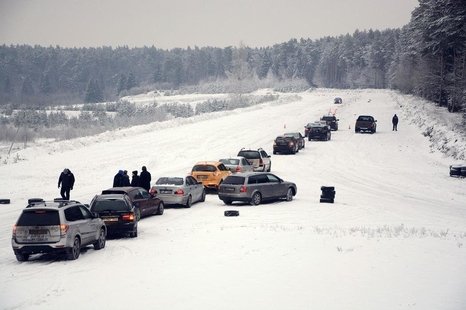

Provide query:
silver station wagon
left=219, top=156, right=254, bottom=173
left=218, top=172, right=297, bottom=205
left=153, top=176, right=206, bottom=208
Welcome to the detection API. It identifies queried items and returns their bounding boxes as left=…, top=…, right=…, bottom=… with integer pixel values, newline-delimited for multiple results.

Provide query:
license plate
left=160, top=189, right=172, bottom=194
left=198, top=175, right=207, bottom=180
left=29, top=229, right=48, bottom=235
left=103, top=217, right=118, bottom=222
left=224, top=187, right=235, bottom=192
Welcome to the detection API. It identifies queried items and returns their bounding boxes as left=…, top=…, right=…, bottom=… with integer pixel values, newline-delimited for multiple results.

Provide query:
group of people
left=113, top=166, right=152, bottom=190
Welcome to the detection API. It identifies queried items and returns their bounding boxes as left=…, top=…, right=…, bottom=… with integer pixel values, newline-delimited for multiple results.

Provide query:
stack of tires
left=320, top=186, right=335, bottom=203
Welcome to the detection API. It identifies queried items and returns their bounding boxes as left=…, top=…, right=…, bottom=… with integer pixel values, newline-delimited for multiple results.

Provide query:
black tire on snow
left=157, top=202, right=164, bottom=215
left=16, top=253, right=29, bottom=262
left=185, top=195, right=192, bottom=208
left=0, top=199, right=11, bottom=204
left=222, top=199, right=233, bottom=205
left=66, top=237, right=81, bottom=260
left=285, top=188, right=294, bottom=201
left=320, top=198, right=334, bottom=203
left=93, top=228, right=106, bottom=250
left=251, top=192, right=262, bottom=206
left=28, top=198, right=44, bottom=205
left=200, top=190, right=206, bottom=202
left=224, top=210, right=239, bottom=217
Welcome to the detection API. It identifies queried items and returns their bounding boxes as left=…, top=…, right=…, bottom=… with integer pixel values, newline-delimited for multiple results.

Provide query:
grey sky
left=0, top=0, right=419, bottom=49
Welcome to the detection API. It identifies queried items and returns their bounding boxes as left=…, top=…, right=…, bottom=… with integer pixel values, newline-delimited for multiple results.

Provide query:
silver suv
left=12, top=200, right=107, bottom=261
left=237, top=148, right=272, bottom=172
left=218, top=172, right=297, bottom=205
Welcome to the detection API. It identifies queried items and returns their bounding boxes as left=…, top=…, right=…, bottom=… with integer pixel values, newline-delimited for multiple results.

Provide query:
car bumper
left=218, top=193, right=251, bottom=203
left=12, top=238, right=69, bottom=255
left=157, top=194, right=187, bottom=205
left=105, top=222, right=137, bottom=235
left=274, top=146, right=294, bottom=153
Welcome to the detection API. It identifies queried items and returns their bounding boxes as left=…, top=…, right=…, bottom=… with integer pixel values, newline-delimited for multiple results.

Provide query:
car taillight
left=12, top=225, right=17, bottom=238
left=175, top=189, right=184, bottom=195
left=122, top=213, right=135, bottom=222
left=236, top=166, right=241, bottom=172
left=60, top=224, right=69, bottom=236
left=259, top=158, right=263, bottom=165
left=240, top=185, right=247, bottom=193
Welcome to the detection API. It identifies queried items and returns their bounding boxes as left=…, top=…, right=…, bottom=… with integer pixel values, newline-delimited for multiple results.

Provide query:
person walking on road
left=392, top=114, right=399, bottom=131
left=139, top=166, right=151, bottom=191
left=58, top=168, right=75, bottom=200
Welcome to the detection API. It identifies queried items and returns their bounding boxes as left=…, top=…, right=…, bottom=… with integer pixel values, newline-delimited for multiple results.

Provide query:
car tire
left=15, top=253, right=29, bottom=262
left=66, top=237, right=81, bottom=260
left=251, top=192, right=262, bottom=206
left=136, top=209, right=141, bottom=221
left=93, top=228, right=106, bottom=250
left=28, top=198, right=44, bottom=205
left=129, top=227, right=138, bottom=238
left=222, top=199, right=233, bottom=205
left=224, top=210, right=239, bottom=217
left=200, top=190, right=206, bottom=202
left=285, top=188, right=294, bottom=201
left=156, top=201, right=164, bottom=215
left=185, top=195, right=192, bottom=208
left=268, top=163, right=271, bottom=172
left=0, top=199, right=10, bottom=204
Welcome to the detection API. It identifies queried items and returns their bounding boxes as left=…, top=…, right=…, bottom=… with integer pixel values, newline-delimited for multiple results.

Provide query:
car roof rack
left=26, top=199, right=81, bottom=208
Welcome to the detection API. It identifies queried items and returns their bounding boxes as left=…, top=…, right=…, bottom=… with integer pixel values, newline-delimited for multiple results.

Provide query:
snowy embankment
left=0, top=88, right=465, bottom=310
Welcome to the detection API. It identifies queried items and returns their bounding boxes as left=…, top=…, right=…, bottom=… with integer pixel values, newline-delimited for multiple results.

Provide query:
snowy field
left=0, top=89, right=465, bottom=310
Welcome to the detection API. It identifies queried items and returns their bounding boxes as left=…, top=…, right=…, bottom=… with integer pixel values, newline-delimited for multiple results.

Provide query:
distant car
left=449, top=164, right=466, bottom=177
left=237, top=148, right=272, bottom=172
left=334, top=97, right=343, bottom=104
left=89, top=194, right=138, bottom=238
left=12, top=200, right=107, bottom=261
left=219, top=157, right=254, bottom=173
left=191, top=161, right=232, bottom=190
left=273, top=135, right=299, bottom=154
left=355, top=115, right=377, bottom=133
left=284, top=132, right=305, bottom=150
left=152, top=176, right=206, bottom=208
left=218, top=172, right=297, bottom=206
left=305, top=122, right=331, bottom=141
left=100, top=186, right=164, bottom=219
left=320, top=115, right=339, bottom=131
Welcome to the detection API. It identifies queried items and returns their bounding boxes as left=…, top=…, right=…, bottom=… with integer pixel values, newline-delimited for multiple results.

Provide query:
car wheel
left=250, top=192, right=262, bottom=206
left=267, top=163, right=271, bottom=172
left=222, top=199, right=233, bottom=205
left=285, top=188, right=294, bottom=201
left=15, top=253, right=29, bottom=262
left=157, top=201, right=164, bottom=215
left=0, top=199, right=10, bottom=204
left=93, top=228, right=106, bottom=250
left=66, top=237, right=81, bottom=260
left=224, top=210, right=239, bottom=217
left=185, top=195, right=192, bottom=208
left=200, top=189, right=206, bottom=202
left=136, top=209, right=141, bottom=221
left=129, top=227, right=138, bottom=238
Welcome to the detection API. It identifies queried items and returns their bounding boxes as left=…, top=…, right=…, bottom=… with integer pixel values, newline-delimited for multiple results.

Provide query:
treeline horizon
left=0, top=0, right=465, bottom=114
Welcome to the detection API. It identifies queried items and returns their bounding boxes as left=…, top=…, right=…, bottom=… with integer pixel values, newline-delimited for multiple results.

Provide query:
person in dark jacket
left=139, top=166, right=151, bottom=191
left=131, top=170, right=140, bottom=187
left=58, top=168, right=75, bottom=200
left=113, top=170, right=125, bottom=187
left=121, top=170, right=131, bottom=186
left=392, top=114, right=399, bottom=131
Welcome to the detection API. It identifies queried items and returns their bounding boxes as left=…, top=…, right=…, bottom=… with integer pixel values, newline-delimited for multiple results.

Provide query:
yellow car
left=191, top=161, right=232, bottom=190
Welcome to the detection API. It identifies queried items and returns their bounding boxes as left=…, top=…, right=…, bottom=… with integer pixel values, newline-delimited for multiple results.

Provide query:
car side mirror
left=92, top=212, right=100, bottom=218
left=84, top=203, right=90, bottom=208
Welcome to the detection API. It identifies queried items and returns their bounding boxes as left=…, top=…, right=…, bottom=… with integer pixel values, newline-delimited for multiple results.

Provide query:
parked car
left=219, top=157, right=254, bottom=173
left=100, top=186, right=164, bottom=219
left=305, top=122, right=331, bottom=141
left=320, top=115, right=339, bottom=131
left=218, top=172, right=297, bottom=206
left=152, top=176, right=206, bottom=208
left=191, top=161, right=232, bottom=190
left=12, top=200, right=107, bottom=261
left=284, top=132, right=305, bottom=150
left=273, top=135, right=299, bottom=154
left=237, top=148, right=272, bottom=172
left=355, top=115, right=377, bottom=133
left=334, top=97, right=343, bottom=104
left=89, top=194, right=138, bottom=238
left=449, top=164, right=466, bottom=177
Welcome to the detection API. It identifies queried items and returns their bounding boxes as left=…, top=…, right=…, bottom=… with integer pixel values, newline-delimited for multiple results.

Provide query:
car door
left=65, top=205, right=92, bottom=245
left=266, top=174, right=286, bottom=199
left=256, top=173, right=273, bottom=199
left=139, top=188, right=156, bottom=216
left=186, top=176, right=200, bottom=202
left=78, top=205, right=100, bottom=244
left=260, top=150, right=270, bottom=171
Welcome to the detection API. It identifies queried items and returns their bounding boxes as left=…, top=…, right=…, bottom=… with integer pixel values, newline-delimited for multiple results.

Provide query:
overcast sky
left=0, top=0, right=419, bottom=49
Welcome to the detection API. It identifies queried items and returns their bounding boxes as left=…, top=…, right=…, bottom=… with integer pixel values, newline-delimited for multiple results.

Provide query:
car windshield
left=220, top=159, right=240, bottom=165
left=238, top=151, right=260, bottom=159
left=192, top=165, right=217, bottom=172
left=284, top=133, right=298, bottom=138
left=321, top=116, right=335, bottom=121
left=156, top=177, right=184, bottom=185
left=17, top=210, right=60, bottom=226
left=92, top=199, right=130, bottom=212
left=358, top=116, right=373, bottom=121
left=223, top=176, right=245, bottom=185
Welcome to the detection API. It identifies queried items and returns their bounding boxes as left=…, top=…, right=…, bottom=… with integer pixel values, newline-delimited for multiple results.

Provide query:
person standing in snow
left=392, top=114, right=399, bottom=131
left=113, top=170, right=124, bottom=187
left=58, top=168, right=75, bottom=200
left=130, top=170, right=140, bottom=187
left=122, top=170, right=131, bottom=186
left=139, top=166, right=151, bottom=191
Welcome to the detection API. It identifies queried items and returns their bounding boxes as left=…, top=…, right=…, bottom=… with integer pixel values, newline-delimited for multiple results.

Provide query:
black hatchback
left=306, top=122, right=331, bottom=141
left=89, top=194, right=138, bottom=238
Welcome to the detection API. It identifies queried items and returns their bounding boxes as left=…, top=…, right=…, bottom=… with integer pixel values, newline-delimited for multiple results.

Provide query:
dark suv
left=237, top=148, right=272, bottom=172
left=273, top=135, right=299, bottom=154
left=355, top=115, right=377, bottom=133
left=101, top=186, right=164, bottom=219
left=12, top=200, right=107, bottom=261
left=320, top=115, right=339, bottom=131
left=89, top=194, right=138, bottom=238
left=305, top=122, right=331, bottom=141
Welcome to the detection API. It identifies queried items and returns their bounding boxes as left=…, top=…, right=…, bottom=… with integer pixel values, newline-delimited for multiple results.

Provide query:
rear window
left=357, top=116, right=373, bottom=121
left=156, top=177, right=184, bottom=185
left=321, top=116, right=335, bottom=121
left=17, top=209, right=60, bottom=226
left=223, top=176, right=246, bottom=185
left=220, top=159, right=240, bottom=165
left=238, top=151, right=260, bottom=159
left=192, top=165, right=217, bottom=172
left=91, top=199, right=130, bottom=212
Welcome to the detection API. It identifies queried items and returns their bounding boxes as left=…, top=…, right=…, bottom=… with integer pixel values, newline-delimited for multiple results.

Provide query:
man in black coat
left=113, top=170, right=124, bottom=187
left=139, top=166, right=151, bottom=191
left=392, top=114, right=399, bottom=131
left=131, top=170, right=140, bottom=187
left=58, top=168, right=75, bottom=200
